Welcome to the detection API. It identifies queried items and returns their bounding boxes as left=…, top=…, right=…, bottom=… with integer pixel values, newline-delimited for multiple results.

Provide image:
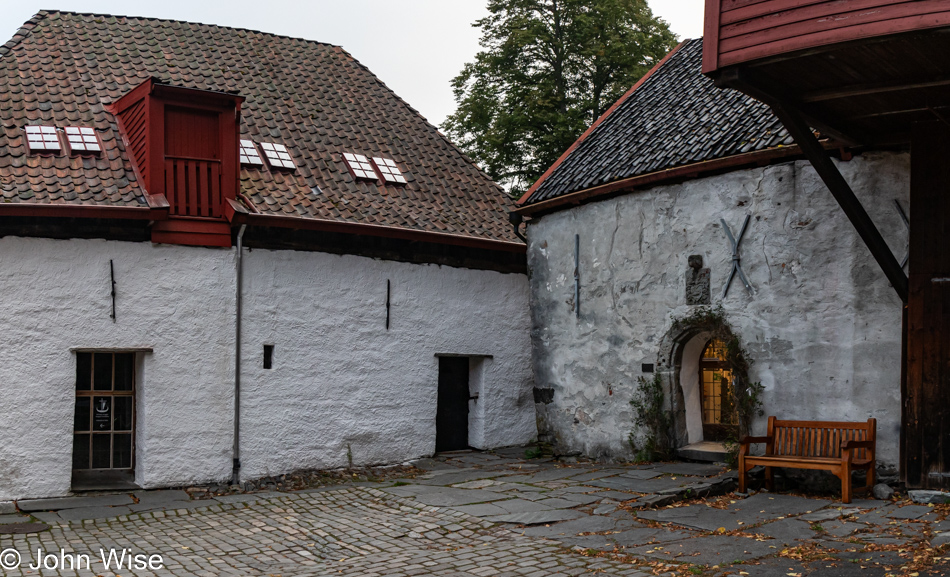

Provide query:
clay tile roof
left=520, top=38, right=792, bottom=206
left=0, top=10, right=518, bottom=243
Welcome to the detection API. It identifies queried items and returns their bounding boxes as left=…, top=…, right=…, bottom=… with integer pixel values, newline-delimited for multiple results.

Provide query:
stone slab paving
left=485, top=509, right=588, bottom=525
left=586, top=476, right=694, bottom=493
left=652, top=463, right=725, bottom=477
left=626, top=534, right=779, bottom=565
left=16, top=494, right=134, bottom=511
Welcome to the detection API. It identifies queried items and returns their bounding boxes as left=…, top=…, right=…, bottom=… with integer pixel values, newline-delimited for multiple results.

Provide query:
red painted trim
left=718, top=4, right=950, bottom=67
left=721, top=0, right=900, bottom=28
left=151, top=218, right=232, bottom=247
left=110, top=78, right=152, bottom=116
left=0, top=203, right=164, bottom=220
left=515, top=143, right=845, bottom=216
left=517, top=40, right=690, bottom=206
left=108, top=97, right=150, bottom=199
left=719, top=0, right=948, bottom=53
left=237, top=193, right=261, bottom=214
left=722, top=0, right=772, bottom=11
left=151, top=230, right=232, bottom=248
left=229, top=211, right=527, bottom=254
left=703, top=0, right=722, bottom=74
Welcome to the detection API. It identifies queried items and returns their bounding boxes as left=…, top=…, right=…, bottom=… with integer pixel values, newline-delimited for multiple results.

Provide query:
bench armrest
left=739, top=435, right=771, bottom=445
left=841, top=439, right=875, bottom=465
left=739, top=435, right=771, bottom=458
left=841, top=439, right=874, bottom=450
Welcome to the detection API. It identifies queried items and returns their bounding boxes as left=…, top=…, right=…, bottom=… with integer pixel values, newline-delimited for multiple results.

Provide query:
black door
left=436, top=357, right=469, bottom=452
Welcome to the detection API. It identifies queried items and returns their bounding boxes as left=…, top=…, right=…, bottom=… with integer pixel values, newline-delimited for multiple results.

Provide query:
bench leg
left=841, top=464, right=852, bottom=504
left=866, top=466, right=875, bottom=491
left=764, top=466, right=774, bottom=492
left=738, top=454, right=747, bottom=493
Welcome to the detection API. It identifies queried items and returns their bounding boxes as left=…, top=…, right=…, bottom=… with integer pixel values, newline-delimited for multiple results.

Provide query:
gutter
left=0, top=196, right=170, bottom=220
left=232, top=223, right=247, bottom=486
left=224, top=199, right=526, bottom=253
left=515, top=142, right=846, bottom=217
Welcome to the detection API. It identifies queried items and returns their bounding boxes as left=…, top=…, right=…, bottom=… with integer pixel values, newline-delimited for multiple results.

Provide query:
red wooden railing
left=164, top=156, right=222, bottom=218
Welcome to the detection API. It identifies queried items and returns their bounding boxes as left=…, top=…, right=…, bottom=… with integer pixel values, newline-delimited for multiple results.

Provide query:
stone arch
left=655, top=320, right=740, bottom=449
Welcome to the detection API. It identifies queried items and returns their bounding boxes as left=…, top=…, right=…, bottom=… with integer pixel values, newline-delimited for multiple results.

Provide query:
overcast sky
left=2, top=1, right=704, bottom=126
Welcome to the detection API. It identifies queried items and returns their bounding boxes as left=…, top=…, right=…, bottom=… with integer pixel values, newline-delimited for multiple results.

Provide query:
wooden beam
left=800, top=76, right=950, bottom=104
left=770, top=102, right=909, bottom=303
left=713, top=68, right=866, bottom=146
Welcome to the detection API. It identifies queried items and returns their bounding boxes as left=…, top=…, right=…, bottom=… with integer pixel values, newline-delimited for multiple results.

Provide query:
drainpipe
left=232, top=224, right=247, bottom=486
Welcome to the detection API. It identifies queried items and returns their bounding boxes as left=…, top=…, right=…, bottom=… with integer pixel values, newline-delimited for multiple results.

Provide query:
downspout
left=232, top=224, right=247, bottom=486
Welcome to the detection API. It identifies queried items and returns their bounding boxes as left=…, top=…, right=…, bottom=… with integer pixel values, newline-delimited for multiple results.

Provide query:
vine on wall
left=628, top=373, right=672, bottom=462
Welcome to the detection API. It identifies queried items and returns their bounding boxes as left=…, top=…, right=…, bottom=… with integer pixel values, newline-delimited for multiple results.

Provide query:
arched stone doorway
left=656, top=319, right=740, bottom=459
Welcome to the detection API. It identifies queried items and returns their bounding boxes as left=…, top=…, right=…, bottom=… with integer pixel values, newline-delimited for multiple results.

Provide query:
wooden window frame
left=73, top=352, right=136, bottom=475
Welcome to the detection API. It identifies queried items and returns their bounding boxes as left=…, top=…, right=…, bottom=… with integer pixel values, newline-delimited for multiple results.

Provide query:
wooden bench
left=738, top=416, right=876, bottom=504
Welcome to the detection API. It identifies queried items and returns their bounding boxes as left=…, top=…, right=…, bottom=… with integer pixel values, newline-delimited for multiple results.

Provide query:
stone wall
left=0, top=237, right=534, bottom=501
left=527, top=151, right=908, bottom=469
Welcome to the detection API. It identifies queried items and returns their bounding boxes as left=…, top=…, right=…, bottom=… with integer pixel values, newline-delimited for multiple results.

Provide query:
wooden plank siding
left=703, top=0, right=950, bottom=73
left=903, top=120, right=950, bottom=490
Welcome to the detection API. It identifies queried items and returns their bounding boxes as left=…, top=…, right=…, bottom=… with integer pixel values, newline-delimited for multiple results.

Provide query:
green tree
left=443, top=0, right=677, bottom=194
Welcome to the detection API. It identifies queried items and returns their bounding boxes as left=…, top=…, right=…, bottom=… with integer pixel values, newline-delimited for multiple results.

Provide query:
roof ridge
left=39, top=9, right=342, bottom=49
left=0, top=9, right=48, bottom=59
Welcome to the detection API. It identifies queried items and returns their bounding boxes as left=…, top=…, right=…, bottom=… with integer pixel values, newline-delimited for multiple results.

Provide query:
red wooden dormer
left=110, top=78, right=244, bottom=247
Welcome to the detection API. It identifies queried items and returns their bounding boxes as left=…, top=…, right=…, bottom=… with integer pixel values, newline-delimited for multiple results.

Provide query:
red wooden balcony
left=164, top=156, right=223, bottom=219
left=111, top=78, right=243, bottom=247
left=703, top=1, right=950, bottom=146
left=704, top=0, right=950, bottom=74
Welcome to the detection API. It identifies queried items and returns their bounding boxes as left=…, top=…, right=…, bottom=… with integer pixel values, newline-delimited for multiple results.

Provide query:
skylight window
left=24, top=125, right=61, bottom=152
left=343, top=153, right=377, bottom=181
left=259, top=142, right=295, bottom=170
left=239, top=140, right=263, bottom=166
left=64, top=126, right=101, bottom=153
left=372, top=157, right=407, bottom=184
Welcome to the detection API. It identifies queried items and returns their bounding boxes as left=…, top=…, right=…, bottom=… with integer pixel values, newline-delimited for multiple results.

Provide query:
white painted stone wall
left=0, top=238, right=235, bottom=501
left=527, top=151, right=908, bottom=469
left=0, top=237, right=534, bottom=501
left=238, top=248, right=535, bottom=479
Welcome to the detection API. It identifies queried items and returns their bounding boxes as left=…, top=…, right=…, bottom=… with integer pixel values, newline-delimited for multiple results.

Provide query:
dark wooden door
left=903, top=121, right=950, bottom=489
left=436, top=357, right=469, bottom=452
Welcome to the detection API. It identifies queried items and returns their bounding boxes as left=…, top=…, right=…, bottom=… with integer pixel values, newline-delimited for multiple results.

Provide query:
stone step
left=676, top=441, right=728, bottom=462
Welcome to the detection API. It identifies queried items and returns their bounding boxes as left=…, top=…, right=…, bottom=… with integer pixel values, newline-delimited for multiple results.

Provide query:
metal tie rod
left=721, top=215, right=754, bottom=298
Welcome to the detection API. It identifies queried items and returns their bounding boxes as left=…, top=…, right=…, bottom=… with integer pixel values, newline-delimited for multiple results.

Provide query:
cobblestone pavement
left=0, top=487, right=648, bottom=577
left=3, top=447, right=950, bottom=576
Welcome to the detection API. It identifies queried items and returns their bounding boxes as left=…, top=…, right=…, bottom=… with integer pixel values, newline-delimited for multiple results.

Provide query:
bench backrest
left=767, top=417, right=876, bottom=460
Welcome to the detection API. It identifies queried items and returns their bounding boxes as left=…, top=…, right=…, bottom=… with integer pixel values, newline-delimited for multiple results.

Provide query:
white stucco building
left=0, top=11, right=534, bottom=501
left=515, top=39, right=907, bottom=478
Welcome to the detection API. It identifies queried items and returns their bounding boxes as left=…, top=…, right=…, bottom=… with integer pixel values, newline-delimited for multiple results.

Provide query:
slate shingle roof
left=520, top=38, right=793, bottom=206
left=0, top=10, right=518, bottom=243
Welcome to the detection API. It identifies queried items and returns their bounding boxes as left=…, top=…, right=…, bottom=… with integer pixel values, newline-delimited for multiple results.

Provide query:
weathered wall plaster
left=0, top=238, right=235, bottom=501
left=238, top=248, right=534, bottom=479
left=0, top=237, right=534, bottom=500
left=527, top=152, right=908, bottom=468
